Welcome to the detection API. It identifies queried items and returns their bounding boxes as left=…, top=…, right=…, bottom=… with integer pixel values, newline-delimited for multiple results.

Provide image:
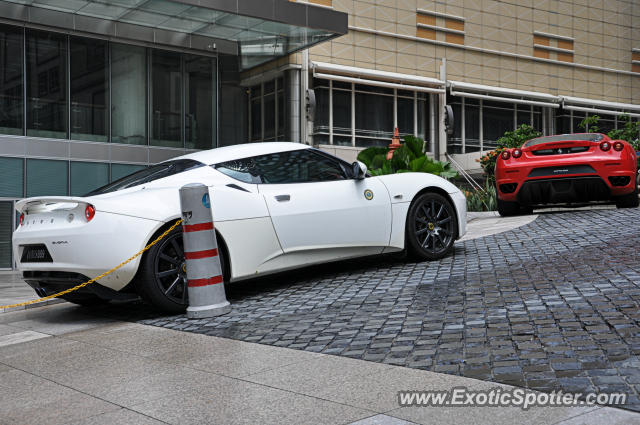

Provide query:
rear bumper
left=515, top=176, right=613, bottom=206
left=23, top=271, right=137, bottom=301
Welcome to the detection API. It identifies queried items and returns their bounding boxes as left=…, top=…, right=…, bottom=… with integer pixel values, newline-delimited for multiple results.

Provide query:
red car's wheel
left=497, top=198, right=520, bottom=217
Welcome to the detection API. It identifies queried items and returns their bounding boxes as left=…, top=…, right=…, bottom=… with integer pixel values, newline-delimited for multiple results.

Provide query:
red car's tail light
left=512, top=149, right=522, bottom=158
left=84, top=204, right=96, bottom=222
left=600, top=141, right=611, bottom=151
left=500, top=150, right=511, bottom=160
left=19, top=213, right=24, bottom=226
left=613, top=141, right=624, bottom=152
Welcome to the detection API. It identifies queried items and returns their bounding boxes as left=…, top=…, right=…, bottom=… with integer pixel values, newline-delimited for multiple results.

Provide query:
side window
left=255, top=150, right=348, bottom=184
left=214, top=158, right=262, bottom=184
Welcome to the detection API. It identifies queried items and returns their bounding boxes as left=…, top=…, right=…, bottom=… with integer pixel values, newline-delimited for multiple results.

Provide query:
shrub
left=357, top=136, right=458, bottom=179
left=477, top=124, right=541, bottom=175
left=464, top=178, right=497, bottom=212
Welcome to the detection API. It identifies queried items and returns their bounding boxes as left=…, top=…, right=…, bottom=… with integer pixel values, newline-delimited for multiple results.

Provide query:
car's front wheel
left=136, top=225, right=227, bottom=313
left=405, top=192, right=457, bottom=261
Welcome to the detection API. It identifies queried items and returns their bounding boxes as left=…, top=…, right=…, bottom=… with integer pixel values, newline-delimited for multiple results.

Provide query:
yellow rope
left=1, top=219, right=183, bottom=310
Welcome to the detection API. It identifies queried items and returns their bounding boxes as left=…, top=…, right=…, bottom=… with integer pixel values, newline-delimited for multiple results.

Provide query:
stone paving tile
left=95, top=209, right=640, bottom=412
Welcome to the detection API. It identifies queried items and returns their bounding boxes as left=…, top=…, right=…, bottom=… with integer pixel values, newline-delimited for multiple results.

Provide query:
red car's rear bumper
left=496, top=148, right=636, bottom=205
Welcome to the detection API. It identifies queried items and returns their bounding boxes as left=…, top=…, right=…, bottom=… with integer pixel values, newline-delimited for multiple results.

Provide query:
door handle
left=274, top=194, right=290, bottom=202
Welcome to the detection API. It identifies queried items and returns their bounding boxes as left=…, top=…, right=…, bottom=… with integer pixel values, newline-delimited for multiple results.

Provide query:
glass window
left=532, top=106, right=542, bottom=132
left=516, top=105, right=531, bottom=127
left=70, top=36, right=108, bottom=142
left=151, top=49, right=182, bottom=147
left=555, top=111, right=572, bottom=134
left=397, top=96, right=414, bottom=137
left=0, top=157, right=23, bottom=197
left=572, top=111, right=586, bottom=133
left=465, top=99, right=480, bottom=152
left=333, top=89, right=351, bottom=135
left=0, top=24, right=23, bottom=136
left=87, top=159, right=202, bottom=195
left=355, top=91, right=393, bottom=139
left=111, top=163, right=146, bottom=181
left=214, top=158, right=262, bottom=184
left=250, top=85, right=261, bottom=141
left=483, top=101, right=514, bottom=149
left=0, top=201, right=13, bottom=268
left=277, top=90, right=285, bottom=139
left=184, top=55, right=215, bottom=149
left=264, top=90, right=275, bottom=140
left=70, top=161, right=109, bottom=196
left=111, top=43, right=147, bottom=145
left=417, top=94, right=429, bottom=151
left=597, top=114, right=615, bottom=134
left=313, top=86, right=329, bottom=133
left=26, top=29, right=67, bottom=139
left=256, top=149, right=347, bottom=183
left=26, top=159, right=68, bottom=197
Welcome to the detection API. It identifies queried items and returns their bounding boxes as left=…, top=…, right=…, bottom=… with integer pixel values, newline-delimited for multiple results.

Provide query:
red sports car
left=495, top=133, right=638, bottom=216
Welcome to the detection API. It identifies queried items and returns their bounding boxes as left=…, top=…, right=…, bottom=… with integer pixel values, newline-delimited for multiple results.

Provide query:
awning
left=312, top=61, right=445, bottom=94
left=449, top=80, right=561, bottom=108
left=560, top=96, right=640, bottom=118
left=0, top=0, right=347, bottom=70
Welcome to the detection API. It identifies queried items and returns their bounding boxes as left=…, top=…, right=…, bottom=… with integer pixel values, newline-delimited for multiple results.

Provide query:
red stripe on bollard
left=185, top=248, right=218, bottom=260
left=183, top=222, right=214, bottom=232
left=188, top=275, right=223, bottom=287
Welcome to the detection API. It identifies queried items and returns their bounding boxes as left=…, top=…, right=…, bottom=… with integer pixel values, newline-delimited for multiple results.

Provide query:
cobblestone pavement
left=130, top=208, right=640, bottom=411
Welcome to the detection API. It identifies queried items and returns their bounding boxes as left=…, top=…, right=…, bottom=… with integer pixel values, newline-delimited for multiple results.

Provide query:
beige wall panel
left=354, top=1, right=375, bottom=18
left=445, top=4, right=464, bottom=17
left=464, top=8, right=481, bottom=25
left=354, top=46, right=375, bottom=63
left=397, top=9, right=415, bottom=26
left=331, top=57, right=356, bottom=67
left=397, top=38, right=417, bottom=55
left=464, top=50, right=484, bottom=66
left=354, top=15, right=375, bottom=28
left=397, top=23, right=416, bottom=37
left=376, top=63, right=397, bottom=73
left=375, top=19, right=396, bottom=32
left=397, top=53, right=417, bottom=70
left=397, top=0, right=417, bottom=12
left=464, top=62, right=483, bottom=80
left=482, top=65, right=500, bottom=83
left=445, top=47, right=464, bottom=63
left=499, top=15, right=517, bottom=31
left=354, top=31, right=375, bottom=49
left=557, top=75, right=572, bottom=93
left=499, top=66, right=517, bottom=85
left=310, top=42, right=331, bottom=57
left=375, top=5, right=396, bottom=23
left=374, top=48, right=396, bottom=67
left=375, top=34, right=397, bottom=52
left=332, top=0, right=353, bottom=13
left=333, top=42, right=355, bottom=61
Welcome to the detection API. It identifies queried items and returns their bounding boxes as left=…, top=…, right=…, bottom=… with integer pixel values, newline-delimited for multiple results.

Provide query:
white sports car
left=13, top=142, right=466, bottom=312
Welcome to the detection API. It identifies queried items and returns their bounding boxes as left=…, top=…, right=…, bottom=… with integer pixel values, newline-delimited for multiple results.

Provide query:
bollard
left=179, top=183, right=231, bottom=318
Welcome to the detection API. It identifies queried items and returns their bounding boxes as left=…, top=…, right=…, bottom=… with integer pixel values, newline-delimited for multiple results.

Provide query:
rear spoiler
left=15, top=197, right=90, bottom=213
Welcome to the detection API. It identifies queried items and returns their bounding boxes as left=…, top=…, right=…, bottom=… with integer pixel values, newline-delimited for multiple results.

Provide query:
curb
left=0, top=298, right=66, bottom=314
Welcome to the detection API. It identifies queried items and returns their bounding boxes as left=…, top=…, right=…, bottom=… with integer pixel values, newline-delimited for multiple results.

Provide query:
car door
left=256, top=149, right=392, bottom=258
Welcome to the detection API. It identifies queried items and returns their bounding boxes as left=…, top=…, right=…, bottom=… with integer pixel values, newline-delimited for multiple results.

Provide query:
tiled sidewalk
left=1, top=303, right=637, bottom=425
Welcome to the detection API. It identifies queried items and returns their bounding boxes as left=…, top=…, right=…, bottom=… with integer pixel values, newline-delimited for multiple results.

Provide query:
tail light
left=500, top=150, right=511, bottom=160
left=512, top=149, right=522, bottom=158
left=84, top=204, right=96, bottom=222
left=613, top=141, right=624, bottom=152
left=19, top=212, right=24, bottom=226
left=600, top=141, right=611, bottom=151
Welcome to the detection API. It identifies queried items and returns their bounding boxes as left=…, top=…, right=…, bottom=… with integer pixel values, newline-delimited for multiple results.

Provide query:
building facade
left=1, top=0, right=639, bottom=269
left=0, top=0, right=347, bottom=269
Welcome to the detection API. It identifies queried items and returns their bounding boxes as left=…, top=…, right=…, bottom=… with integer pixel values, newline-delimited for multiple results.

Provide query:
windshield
left=523, top=133, right=604, bottom=147
left=85, top=159, right=204, bottom=196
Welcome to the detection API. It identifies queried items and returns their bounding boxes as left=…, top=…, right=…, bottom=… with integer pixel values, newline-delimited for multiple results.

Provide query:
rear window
left=85, top=159, right=204, bottom=196
left=523, top=133, right=604, bottom=147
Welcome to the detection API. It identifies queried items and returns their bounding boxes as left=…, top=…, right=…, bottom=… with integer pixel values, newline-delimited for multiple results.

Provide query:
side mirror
left=351, top=161, right=367, bottom=180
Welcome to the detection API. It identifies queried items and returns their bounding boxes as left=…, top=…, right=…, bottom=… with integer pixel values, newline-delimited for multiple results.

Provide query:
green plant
left=478, top=124, right=542, bottom=176
left=496, top=124, right=541, bottom=149
left=578, top=115, right=600, bottom=133
left=607, top=115, right=640, bottom=151
left=463, top=178, right=497, bottom=212
left=357, top=135, right=458, bottom=179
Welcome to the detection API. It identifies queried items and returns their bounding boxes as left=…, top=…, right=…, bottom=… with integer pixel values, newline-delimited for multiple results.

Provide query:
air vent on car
left=608, top=176, right=631, bottom=187
left=499, top=183, right=518, bottom=193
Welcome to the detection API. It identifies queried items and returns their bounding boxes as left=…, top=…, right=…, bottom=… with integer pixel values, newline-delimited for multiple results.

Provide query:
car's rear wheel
left=497, top=198, right=521, bottom=216
left=136, top=225, right=227, bottom=313
left=405, top=192, right=457, bottom=261
left=615, top=186, right=639, bottom=208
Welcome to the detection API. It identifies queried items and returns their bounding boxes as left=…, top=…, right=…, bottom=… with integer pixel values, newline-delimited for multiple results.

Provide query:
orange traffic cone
left=386, top=127, right=402, bottom=160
